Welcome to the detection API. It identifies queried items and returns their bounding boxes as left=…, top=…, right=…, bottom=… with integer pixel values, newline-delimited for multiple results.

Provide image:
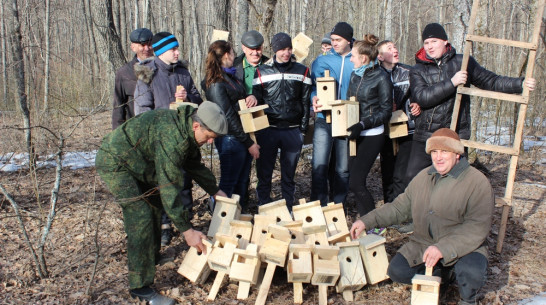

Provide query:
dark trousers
left=161, top=172, right=192, bottom=227
left=349, top=134, right=384, bottom=216
left=388, top=252, right=488, bottom=303
left=256, top=127, right=303, bottom=209
left=311, top=118, right=350, bottom=205
left=381, top=134, right=413, bottom=202
left=404, top=140, right=431, bottom=186
left=215, top=135, right=253, bottom=209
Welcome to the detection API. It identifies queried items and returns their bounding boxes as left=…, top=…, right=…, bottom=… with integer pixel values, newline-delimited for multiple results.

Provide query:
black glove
left=347, top=122, right=364, bottom=140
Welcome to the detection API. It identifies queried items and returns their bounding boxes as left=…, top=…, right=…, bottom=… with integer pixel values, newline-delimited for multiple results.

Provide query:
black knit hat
left=422, top=23, right=448, bottom=41
left=331, top=22, right=353, bottom=43
left=271, top=32, right=292, bottom=53
left=152, top=32, right=179, bottom=56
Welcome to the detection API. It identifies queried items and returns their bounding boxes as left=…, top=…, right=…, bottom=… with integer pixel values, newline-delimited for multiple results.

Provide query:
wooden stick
left=318, top=285, right=328, bottom=305
left=342, top=289, right=354, bottom=302
left=237, top=281, right=251, bottom=300
left=425, top=266, right=433, bottom=276
left=207, top=271, right=226, bottom=301
left=349, top=139, right=356, bottom=156
left=293, top=282, right=303, bottom=304
left=175, top=85, right=184, bottom=103
left=255, top=263, right=276, bottom=305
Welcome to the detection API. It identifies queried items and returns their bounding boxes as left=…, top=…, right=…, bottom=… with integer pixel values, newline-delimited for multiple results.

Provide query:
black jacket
left=203, top=73, right=254, bottom=148
left=347, top=63, right=393, bottom=130
left=252, top=58, right=312, bottom=132
left=112, top=56, right=138, bottom=129
left=380, top=63, right=415, bottom=132
left=233, top=53, right=269, bottom=83
left=410, top=45, right=523, bottom=142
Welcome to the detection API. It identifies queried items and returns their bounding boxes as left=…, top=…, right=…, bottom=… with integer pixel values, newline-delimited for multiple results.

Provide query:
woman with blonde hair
left=203, top=40, right=260, bottom=211
left=346, top=34, right=393, bottom=225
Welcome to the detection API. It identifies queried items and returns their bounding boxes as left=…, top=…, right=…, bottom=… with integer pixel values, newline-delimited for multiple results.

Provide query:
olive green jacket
left=96, top=105, right=219, bottom=231
left=360, top=158, right=494, bottom=267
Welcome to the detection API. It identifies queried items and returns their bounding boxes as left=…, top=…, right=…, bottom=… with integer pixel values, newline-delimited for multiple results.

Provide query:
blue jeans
left=214, top=135, right=253, bottom=209
left=310, top=117, right=349, bottom=205
left=256, top=127, right=303, bottom=209
left=388, top=252, right=488, bottom=303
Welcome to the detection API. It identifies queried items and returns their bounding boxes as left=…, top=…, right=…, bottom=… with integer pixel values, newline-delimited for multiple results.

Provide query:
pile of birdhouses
left=178, top=195, right=391, bottom=304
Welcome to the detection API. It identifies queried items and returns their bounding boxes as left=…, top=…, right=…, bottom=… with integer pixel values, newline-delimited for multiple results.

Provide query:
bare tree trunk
left=300, top=0, right=308, bottom=33
left=290, top=0, right=296, bottom=36
left=1, top=2, right=8, bottom=107
left=452, top=0, right=470, bottom=51
left=384, top=0, right=392, bottom=39
left=235, top=0, right=249, bottom=52
left=82, top=0, right=100, bottom=83
left=43, top=0, right=50, bottom=112
left=10, top=0, right=36, bottom=172
left=174, top=0, right=184, bottom=45
left=134, top=0, right=139, bottom=29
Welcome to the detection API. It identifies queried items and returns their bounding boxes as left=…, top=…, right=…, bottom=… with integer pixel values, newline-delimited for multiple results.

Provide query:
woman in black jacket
left=203, top=41, right=260, bottom=210
left=346, top=34, right=393, bottom=219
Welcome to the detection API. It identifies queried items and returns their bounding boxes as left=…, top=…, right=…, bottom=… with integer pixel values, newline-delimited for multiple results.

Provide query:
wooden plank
left=238, top=104, right=269, bottom=114
left=237, top=281, right=251, bottom=300
left=460, top=140, right=518, bottom=155
left=207, top=271, right=226, bottom=301
left=466, top=34, right=536, bottom=50
left=318, top=285, right=328, bottom=305
left=457, top=86, right=527, bottom=104
left=255, top=263, right=276, bottom=305
left=293, top=282, right=303, bottom=304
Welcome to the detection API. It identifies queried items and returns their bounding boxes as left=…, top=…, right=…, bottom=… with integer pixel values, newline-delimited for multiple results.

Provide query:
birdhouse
left=389, top=109, right=409, bottom=138
left=282, top=220, right=306, bottom=244
left=229, top=220, right=253, bottom=249
left=329, top=96, right=359, bottom=138
left=259, top=224, right=291, bottom=266
left=177, top=239, right=213, bottom=285
left=238, top=100, right=269, bottom=143
left=211, top=29, right=229, bottom=43
left=305, top=230, right=329, bottom=247
left=411, top=267, right=441, bottom=305
left=206, top=234, right=239, bottom=301
left=336, top=241, right=367, bottom=301
left=287, top=244, right=313, bottom=304
left=327, top=231, right=351, bottom=245
left=357, top=234, right=390, bottom=285
left=293, top=32, right=313, bottom=63
left=292, top=200, right=327, bottom=234
left=258, top=199, right=293, bottom=224
left=322, top=202, right=349, bottom=236
left=229, top=244, right=261, bottom=300
left=207, top=195, right=241, bottom=239
left=250, top=214, right=276, bottom=248
left=311, top=245, right=340, bottom=286
left=316, top=70, right=335, bottom=112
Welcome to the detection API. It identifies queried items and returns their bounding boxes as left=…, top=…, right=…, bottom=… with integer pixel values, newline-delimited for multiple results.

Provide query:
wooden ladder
left=450, top=0, right=545, bottom=253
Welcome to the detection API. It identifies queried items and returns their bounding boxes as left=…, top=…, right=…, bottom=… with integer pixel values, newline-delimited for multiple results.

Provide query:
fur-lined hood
left=134, top=57, right=190, bottom=84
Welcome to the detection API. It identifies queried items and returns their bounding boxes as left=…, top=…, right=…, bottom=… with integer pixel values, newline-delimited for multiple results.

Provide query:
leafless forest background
left=0, top=0, right=545, bottom=304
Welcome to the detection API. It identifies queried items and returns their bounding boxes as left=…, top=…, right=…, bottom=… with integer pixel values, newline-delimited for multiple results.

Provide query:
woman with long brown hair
left=203, top=40, right=260, bottom=211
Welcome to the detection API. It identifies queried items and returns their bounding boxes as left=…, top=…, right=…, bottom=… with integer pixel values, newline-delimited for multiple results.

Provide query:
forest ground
left=1, top=111, right=545, bottom=305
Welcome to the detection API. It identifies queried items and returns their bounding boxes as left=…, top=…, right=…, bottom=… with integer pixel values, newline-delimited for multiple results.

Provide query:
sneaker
left=205, top=196, right=216, bottom=213
left=367, top=227, right=386, bottom=236
left=160, top=228, right=173, bottom=247
left=130, top=286, right=176, bottom=305
left=397, top=223, right=414, bottom=234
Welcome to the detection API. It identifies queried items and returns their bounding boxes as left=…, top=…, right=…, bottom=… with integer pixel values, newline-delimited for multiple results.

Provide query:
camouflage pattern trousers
left=96, top=149, right=163, bottom=289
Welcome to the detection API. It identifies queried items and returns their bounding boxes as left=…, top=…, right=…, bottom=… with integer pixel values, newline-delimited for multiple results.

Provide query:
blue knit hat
left=152, top=32, right=179, bottom=56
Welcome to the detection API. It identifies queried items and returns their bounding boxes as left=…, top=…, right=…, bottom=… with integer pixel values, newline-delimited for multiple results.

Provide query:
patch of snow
left=518, top=292, right=546, bottom=305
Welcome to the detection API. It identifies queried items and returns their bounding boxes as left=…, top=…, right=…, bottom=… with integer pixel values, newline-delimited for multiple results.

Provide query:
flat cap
left=241, top=30, right=264, bottom=48
left=196, top=101, right=228, bottom=136
left=321, top=33, right=331, bottom=45
left=130, top=28, right=153, bottom=43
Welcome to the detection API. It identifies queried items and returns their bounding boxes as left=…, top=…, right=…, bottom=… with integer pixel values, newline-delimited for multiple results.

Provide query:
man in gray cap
left=112, top=28, right=153, bottom=129
left=320, top=33, right=332, bottom=54
left=234, top=30, right=269, bottom=94
left=96, top=102, right=227, bottom=305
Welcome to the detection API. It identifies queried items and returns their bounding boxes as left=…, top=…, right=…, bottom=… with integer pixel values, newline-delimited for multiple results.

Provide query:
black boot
left=129, top=286, right=176, bottom=305
left=160, top=225, right=173, bottom=247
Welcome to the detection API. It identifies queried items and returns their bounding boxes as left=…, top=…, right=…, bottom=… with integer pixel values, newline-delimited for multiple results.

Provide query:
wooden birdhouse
left=292, top=200, right=327, bottom=234
left=316, top=70, right=335, bottom=112
left=357, top=234, right=390, bottom=285
left=211, top=29, right=229, bottom=43
left=238, top=100, right=269, bottom=142
left=282, top=220, right=306, bottom=244
left=207, top=195, right=241, bottom=239
left=258, top=199, right=293, bottom=224
left=287, top=244, right=313, bottom=304
left=229, top=244, right=261, bottom=300
left=329, top=96, right=359, bottom=138
left=250, top=214, right=276, bottom=249
left=327, top=231, right=351, bottom=245
left=177, top=239, right=213, bottom=285
left=411, top=267, right=441, bottom=305
left=207, top=234, right=239, bottom=301
left=229, top=220, right=253, bottom=249
left=389, top=109, right=409, bottom=139
left=322, top=202, right=349, bottom=237
left=336, top=241, right=367, bottom=301
left=169, top=85, right=198, bottom=109
left=312, top=245, right=341, bottom=305
left=292, top=32, right=313, bottom=63
left=305, top=230, right=330, bottom=247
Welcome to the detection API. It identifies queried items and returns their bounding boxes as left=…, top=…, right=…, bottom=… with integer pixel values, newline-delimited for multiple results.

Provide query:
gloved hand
left=347, top=122, right=364, bottom=140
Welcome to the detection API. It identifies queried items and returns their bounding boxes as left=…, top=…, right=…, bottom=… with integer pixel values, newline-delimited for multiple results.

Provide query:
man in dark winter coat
left=252, top=32, right=312, bottom=209
left=405, top=23, right=536, bottom=185
left=233, top=30, right=269, bottom=94
left=351, top=128, right=494, bottom=305
left=96, top=102, right=227, bottom=305
left=134, top=32, right=203, bottom=246
left=111, top=28, right=153, bottom=129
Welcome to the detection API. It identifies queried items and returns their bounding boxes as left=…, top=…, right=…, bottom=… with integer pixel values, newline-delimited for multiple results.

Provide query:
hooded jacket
left=347, top=63, right=393, bottom=130
left=410, top=45, right=523, bottom=142
left=252, top=57, right=312, bottom=132
left=133, top=57, right=202, bottom=115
